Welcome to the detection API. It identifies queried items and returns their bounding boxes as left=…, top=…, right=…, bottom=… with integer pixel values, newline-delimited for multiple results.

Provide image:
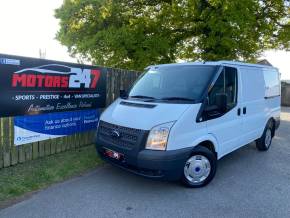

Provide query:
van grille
left=97, top=121, right=144, bottom=149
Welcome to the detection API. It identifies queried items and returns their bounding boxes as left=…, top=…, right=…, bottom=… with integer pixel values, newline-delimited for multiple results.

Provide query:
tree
left=55, top=0, right=290, bottom=71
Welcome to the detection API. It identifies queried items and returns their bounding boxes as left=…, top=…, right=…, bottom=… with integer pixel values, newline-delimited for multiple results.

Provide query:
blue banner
left=14, top=109, right=99, bottom=145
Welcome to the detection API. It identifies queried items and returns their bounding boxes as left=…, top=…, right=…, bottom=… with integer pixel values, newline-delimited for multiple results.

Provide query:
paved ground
left=1, top=108, right=290, bottom=218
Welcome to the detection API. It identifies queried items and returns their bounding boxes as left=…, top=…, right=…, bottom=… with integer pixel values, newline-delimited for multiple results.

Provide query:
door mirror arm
left=119, top=89, right=128, bottom=99
left=196, top=97, right=208, bottom=123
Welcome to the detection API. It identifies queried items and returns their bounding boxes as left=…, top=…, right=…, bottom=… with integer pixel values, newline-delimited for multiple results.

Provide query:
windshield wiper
left=161, top=97, right=195, bottom=102
left=129, top=95, right=156, bottom=100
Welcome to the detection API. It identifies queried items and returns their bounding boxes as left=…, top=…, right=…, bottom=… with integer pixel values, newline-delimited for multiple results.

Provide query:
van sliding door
left=239, top=67, right=265, bottom=145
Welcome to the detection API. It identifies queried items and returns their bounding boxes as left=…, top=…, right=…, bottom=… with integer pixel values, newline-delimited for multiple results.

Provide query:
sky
left=0, top=0, right=289, bottom=79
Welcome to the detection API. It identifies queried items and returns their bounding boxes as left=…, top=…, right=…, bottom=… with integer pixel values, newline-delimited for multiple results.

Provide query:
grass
left=0, top=145, right=103, bottom=203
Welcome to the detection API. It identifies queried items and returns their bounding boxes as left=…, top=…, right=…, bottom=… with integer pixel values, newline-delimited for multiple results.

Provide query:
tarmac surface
left=1, top=108, right=290, bottom=218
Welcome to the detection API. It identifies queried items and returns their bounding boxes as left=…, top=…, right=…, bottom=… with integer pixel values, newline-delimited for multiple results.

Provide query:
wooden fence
left=282, top=82, right=290, bottom=107
left=0, top=68, right=140, bottom=168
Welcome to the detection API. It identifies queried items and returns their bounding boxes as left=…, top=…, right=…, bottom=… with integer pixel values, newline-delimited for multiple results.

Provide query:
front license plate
left=104, top=148, right=123, bottom=160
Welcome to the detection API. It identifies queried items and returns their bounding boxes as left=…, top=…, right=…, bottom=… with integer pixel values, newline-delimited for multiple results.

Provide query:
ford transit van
left=96, top=61, right=280, bottom=187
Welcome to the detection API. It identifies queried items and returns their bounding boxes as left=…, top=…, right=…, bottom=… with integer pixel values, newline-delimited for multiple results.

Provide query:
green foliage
left=0, top=145, right=102, bottom=203
left=55, top=0, right=290, bottom=71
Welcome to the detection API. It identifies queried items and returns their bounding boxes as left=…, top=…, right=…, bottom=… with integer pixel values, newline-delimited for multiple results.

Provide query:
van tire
left=256, top=121, right=274, bottom=151
left=181, top=146, right=217, bottom=188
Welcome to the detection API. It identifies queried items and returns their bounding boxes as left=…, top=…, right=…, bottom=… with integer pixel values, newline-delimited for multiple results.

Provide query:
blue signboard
left=14, top=109, right=99, bottom=145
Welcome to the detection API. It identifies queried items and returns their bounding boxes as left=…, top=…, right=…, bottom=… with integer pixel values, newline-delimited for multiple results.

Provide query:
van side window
left=206, top=67, right=238, bottom=117
left=263, top=69, right=280, bottom=98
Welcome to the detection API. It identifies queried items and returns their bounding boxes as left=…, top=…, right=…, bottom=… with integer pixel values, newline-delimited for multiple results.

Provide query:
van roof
left=151, top=61, right=277, bottom=70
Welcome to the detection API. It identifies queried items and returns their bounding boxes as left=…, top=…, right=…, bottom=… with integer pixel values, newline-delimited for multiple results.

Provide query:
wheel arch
left=191, top=135, right=219, bottom=158
left=268, top=117, right=276, bottom=137
left=197, top=141, right=217, bottom=158
left=263, top=117, right=276, bottom=137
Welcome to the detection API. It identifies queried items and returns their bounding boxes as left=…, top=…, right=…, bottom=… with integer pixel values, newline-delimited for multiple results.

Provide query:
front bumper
left=96, top=144, right=192, bottom=181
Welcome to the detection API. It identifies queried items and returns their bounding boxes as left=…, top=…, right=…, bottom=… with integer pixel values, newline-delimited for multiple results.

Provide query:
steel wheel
left=256, top=122, right=274, bottom=151
left=184, top=155, right=211, bottom=184
left=265, top=129, right=272, bottom=148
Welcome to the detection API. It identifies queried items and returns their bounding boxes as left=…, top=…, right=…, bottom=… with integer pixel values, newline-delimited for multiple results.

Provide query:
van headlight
left=145, top=122, right=175, bottom=151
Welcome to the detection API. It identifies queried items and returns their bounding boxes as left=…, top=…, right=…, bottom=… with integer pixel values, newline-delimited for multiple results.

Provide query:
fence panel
left=282, top=83, right=290, bottom=106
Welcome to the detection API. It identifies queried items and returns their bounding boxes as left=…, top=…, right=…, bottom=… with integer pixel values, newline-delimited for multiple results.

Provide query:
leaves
left=55, top=0, right=290, bottom=71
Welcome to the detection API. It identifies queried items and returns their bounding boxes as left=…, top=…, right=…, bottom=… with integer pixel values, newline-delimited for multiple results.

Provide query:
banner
left=0, top=54, right=106, bottom=117
left=14, top=109, right=99, bottom=145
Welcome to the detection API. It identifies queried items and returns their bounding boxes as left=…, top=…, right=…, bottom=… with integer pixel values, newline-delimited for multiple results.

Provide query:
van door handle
left=237, top=108, right=241, bottom=116
left=243, top=107, right=247, bottom=115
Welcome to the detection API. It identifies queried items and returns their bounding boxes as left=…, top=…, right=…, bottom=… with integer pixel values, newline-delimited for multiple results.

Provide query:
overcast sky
left=0, top=0, right=289, bottom=79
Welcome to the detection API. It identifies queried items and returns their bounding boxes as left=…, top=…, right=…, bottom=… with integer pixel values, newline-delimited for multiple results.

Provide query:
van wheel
left=256, top=121, right=274, bottom=151
left=181, top=146, right=217, bottom=188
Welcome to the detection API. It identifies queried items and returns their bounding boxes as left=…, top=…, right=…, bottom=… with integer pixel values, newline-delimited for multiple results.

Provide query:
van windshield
left=128, top=65, right=218, bottom=103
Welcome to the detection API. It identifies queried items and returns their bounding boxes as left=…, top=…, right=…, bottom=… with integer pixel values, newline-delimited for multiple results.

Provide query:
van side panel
left=167, top=104, right=210, bottom=151
left=262, top=68, right=281, bottom=129
left=239, top=67, right=266, bottom=145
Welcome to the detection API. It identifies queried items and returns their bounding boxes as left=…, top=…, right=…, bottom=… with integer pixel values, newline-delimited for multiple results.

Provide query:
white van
left=96, top=61, right=281, bottom=187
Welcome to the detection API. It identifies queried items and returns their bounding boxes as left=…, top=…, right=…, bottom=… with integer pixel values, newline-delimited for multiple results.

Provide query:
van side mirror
left=215, top=93, right=227, bottom=113
left=119, top=89, right=128, bottom=99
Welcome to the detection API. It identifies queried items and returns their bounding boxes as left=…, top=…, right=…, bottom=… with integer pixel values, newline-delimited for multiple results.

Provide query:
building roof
left=257, top=59, right=273, bottom=66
